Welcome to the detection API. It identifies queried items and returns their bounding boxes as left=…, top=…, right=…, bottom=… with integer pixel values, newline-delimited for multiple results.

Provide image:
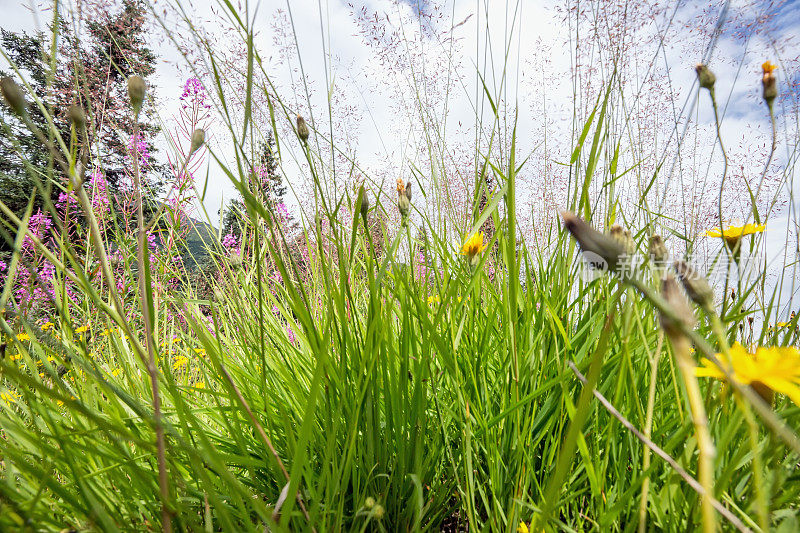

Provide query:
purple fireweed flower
left=180, top=78, right=211, bottom=110
left=221, top=233, right=239, bottom=255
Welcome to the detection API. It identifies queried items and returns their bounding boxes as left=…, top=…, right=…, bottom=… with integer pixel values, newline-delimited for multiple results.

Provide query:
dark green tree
left=222, top=131, right=293, bottom=239
left=0, top=30, right=66, bottom=222
left=0, top=0, right=164, bottom=248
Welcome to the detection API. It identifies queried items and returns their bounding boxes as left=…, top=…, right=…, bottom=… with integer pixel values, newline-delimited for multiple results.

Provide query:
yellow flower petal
left=696, top=343, right=800, bottom=406
left=461, top=232, right=487, bottom=257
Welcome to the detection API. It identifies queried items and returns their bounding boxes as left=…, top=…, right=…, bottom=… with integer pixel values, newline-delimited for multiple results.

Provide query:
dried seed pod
left=67, top=105, right=86, bottom=129
left=695, top=64, right=716, bottom=91
left=649, top=234, right=668, bottom=265
left=190, top=128, right=205, bottom=154
left=609, top=225, right=634, bottom=253
left=213, top=287, right=225, bottom=302
left=561, top=212, right=625, bottom=273
left=358, top=186, right=369, bottom=218
left=674, top=260, right=715, bottom=311
left=127, top=76, right=146, bottom=113
left=660, top=274, right=696, bottom=338
left=296, top=115, right=309, bottom=142
left=0, top=77, right=27, bottom=116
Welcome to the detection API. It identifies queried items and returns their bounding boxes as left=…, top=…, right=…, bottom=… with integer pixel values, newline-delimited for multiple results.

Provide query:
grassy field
left=2, top=0, right=800, bottom=531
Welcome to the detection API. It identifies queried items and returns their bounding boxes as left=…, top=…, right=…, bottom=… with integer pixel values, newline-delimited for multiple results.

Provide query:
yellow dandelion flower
left=15, top=333, right=30, bottom=342
left=517, top=522, right=530, bottom=533
left=461, top=232, right=487, bottom=265
left=2, top=391, right=20, bottom=405
left=172, top=355, right=188, bottom=371
left=762, top=61, right=777, bottom=74
left=695, top=343, right=800, bottom=406
left=40, top=322, right=55, bottom=332
left=704, top=223, right=765, bottom=253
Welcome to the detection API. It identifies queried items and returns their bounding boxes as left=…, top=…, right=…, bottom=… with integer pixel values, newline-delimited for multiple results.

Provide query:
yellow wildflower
left=40, top=322, right=55, bottom=332
left=2, top=391, right=20, bottom=405
left=517, top=522, right=530, bottom=533
left=762, top=61, right=778, bottom=104
left=75, top=325, right=90, bottom=333
left=100, top=327, right=119, bottom=337
left=56, top=395, right=76, bottom=408
left=192, top=381, right=205, bottom=390
left=111, top=368, right=122, bottom=377
left=171, top=337, right=182, bottom=344
left=194, top=348, right=206, bottom=357
left=172, top=355, right=188, bottom=371
left=695, top=343, right=800, bottom=406
left=15, top=333, right=30, bottom=342
left=461, top=232, right=487, bottom=266
left=427, top=295, right=441, bottom=305
left=704, top=223, right=765, bottom=254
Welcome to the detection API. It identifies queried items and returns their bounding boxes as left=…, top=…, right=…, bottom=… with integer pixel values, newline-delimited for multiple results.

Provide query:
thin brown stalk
left=131, top=117, right=172, bottom=532
left=567, top=361, right=751, bottom=533
left=216, top=364, right=316, bottom=530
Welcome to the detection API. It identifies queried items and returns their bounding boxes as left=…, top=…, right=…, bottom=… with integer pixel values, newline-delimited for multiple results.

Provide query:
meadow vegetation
left=1, top=0, right=800, bottom=531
